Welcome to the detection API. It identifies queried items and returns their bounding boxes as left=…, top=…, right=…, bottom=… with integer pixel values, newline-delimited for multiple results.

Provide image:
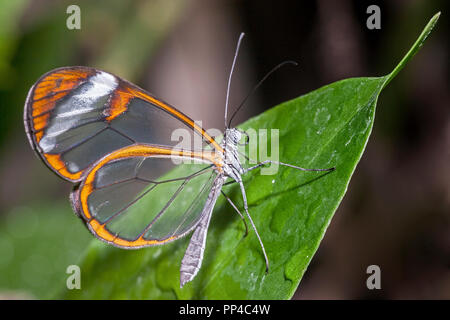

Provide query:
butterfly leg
left=221, top=190, right=248, bottom=237
left=238, top=150, right=334, bottom=173
left=236, top=178, right=270, bottom=273
left=245, top=160, right=335, bottom=173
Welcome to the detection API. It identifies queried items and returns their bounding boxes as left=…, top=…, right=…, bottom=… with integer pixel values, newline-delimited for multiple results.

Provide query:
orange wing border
left=70, top=143, right=223, bottom=249
left=24, top=66, right=224, bottom=183
left=108, top=77, right=223, bottom=152
left=24, top=67, right=96, bottom=182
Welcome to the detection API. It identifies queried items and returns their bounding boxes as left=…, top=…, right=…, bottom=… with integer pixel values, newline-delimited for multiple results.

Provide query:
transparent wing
left=70, top=149, right=219, bottom=248
left=24, top=66, right=221, bottom=182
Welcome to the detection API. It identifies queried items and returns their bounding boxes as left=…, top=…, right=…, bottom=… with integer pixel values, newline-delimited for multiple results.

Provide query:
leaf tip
left=383, top=12, right=441, bottom=89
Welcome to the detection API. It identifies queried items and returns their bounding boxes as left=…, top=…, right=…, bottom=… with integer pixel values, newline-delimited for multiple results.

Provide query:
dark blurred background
left=0, top=0, right=448, bottom=299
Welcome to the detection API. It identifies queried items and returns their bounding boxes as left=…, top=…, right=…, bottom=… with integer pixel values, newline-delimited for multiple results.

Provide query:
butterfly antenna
left=228, top=60, right=298, bottom=127
left=224, top=32, right=245, bottom=130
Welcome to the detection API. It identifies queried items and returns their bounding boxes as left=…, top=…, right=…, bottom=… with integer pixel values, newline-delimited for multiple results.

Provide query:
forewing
left=24, top=66, right=221, bottom=182
left=71, top=150, right=219, bottom=248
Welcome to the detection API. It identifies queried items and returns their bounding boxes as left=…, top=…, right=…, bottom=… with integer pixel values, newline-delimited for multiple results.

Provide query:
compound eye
left=237, top=130, right=249, bottom=146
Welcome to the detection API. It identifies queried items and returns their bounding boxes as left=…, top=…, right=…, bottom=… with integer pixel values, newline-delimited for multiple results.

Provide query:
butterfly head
left=224, top=128, right=242, bottom=146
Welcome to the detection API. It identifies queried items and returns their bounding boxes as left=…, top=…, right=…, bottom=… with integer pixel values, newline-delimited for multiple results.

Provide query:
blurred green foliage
left=0, top=202, right=91, bottom=298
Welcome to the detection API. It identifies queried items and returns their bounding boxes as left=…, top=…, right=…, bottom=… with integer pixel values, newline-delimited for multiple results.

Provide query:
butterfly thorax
left=219, top=128, right=244, bottom=181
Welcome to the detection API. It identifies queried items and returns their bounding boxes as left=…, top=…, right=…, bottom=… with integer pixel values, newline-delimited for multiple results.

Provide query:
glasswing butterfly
left=24, top=33, right=334, bottom=288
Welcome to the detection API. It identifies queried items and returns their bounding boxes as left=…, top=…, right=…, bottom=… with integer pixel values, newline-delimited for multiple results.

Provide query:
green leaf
left=60, top=13, right=440, bottom=300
